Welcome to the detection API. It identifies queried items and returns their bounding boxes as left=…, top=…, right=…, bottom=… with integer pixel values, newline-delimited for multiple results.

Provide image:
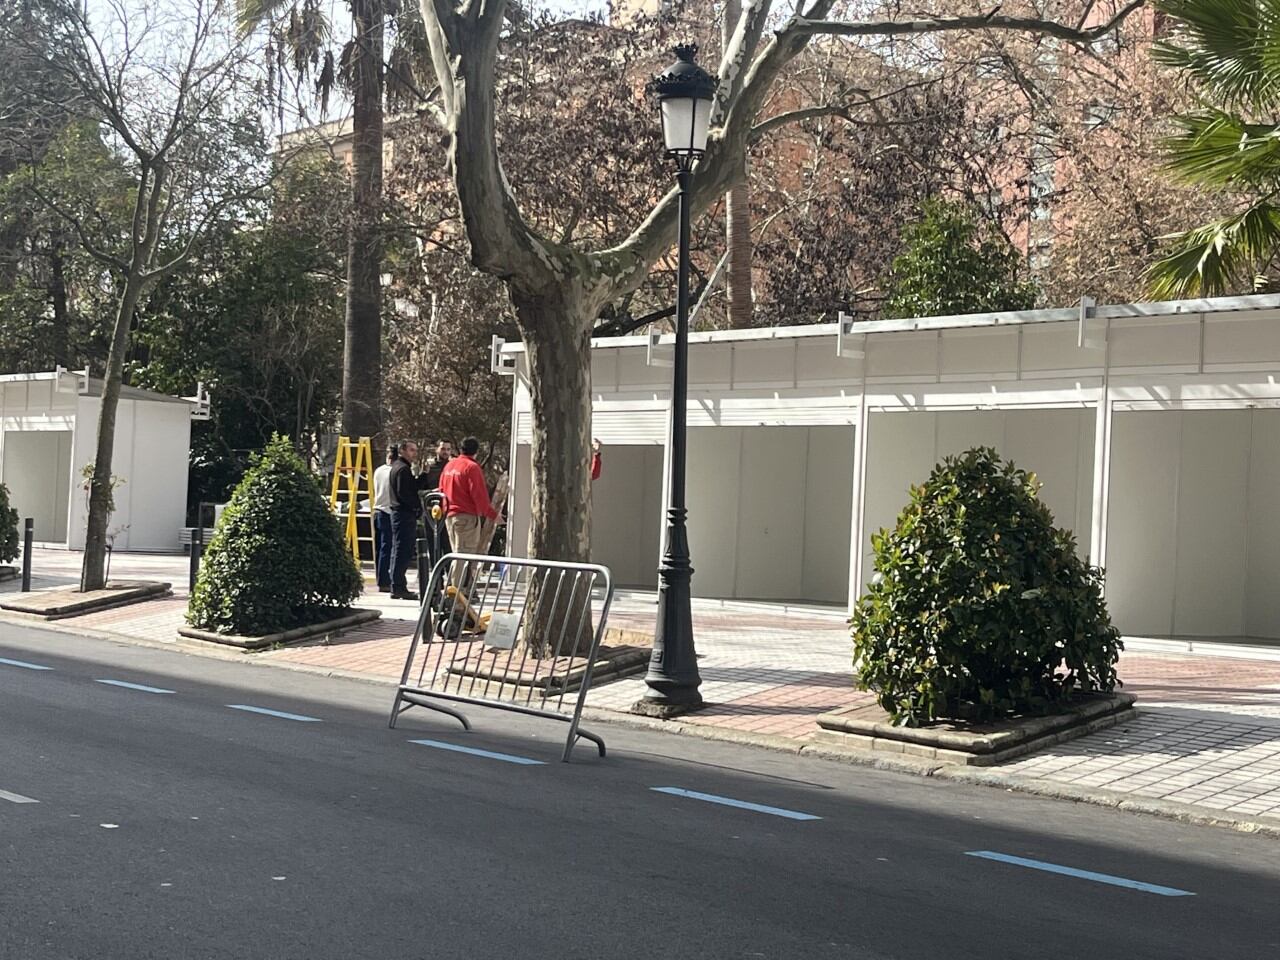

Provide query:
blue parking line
left=651, top=787, right=822, bottom=821
left=226, top=704, right=323, bottom=722
left=408, top=739, right=545, bottom=765
left=95, top=678, right=175, bottom=695
left=965, top=851, right=1194, bottom=897
left=0, top=656, right=53, bottom=671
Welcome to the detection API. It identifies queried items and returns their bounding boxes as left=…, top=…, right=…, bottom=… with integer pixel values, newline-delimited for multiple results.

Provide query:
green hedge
left=0, top=483, right=17, bottom=565
left=187, top=435, right=361, bottom=636
left=851, top=447, right=1121, bottom=726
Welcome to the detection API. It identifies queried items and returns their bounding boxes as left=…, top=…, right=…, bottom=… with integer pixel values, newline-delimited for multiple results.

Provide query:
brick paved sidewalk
left=10, top=548, right=1280, bottom=828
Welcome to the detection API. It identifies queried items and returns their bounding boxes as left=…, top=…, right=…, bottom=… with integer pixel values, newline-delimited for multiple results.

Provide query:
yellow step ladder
left=329, top=436, right=375, bottom=566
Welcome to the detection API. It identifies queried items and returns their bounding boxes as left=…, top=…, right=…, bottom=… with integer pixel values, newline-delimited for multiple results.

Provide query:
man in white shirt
left=372, top=445, right=396, bottom=593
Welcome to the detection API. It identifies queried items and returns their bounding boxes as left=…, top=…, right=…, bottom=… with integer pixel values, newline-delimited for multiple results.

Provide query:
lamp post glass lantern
left=636, top=44, right=717, bottom=717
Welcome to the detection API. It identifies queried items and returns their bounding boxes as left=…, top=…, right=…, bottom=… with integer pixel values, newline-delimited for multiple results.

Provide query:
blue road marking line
left=965, top=851, right=1194, bottom=897
left=0, top=656, right=52, bottom=671
left=408, top=739, right=545, bottom=765
left=95, top=678, right=175, bottom=694
left=651, top=787, right=822, bottom=821
left=226, top=704, right=323, bottom=722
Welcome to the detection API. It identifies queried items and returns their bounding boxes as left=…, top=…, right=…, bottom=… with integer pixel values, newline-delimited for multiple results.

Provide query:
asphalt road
left=2, top=621, right=1279, bottom=960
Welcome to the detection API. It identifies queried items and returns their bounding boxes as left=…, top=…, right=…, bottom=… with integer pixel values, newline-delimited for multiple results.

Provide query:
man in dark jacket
left=422, top=439, right=453, bottom=490
left=387, top=440, right=431, bottom=600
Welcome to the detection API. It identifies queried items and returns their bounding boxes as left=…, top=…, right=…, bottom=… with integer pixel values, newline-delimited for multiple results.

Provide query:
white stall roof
left=0, top=371, right=193, bottom=405
left=497, top=293, right=1280, bottom=353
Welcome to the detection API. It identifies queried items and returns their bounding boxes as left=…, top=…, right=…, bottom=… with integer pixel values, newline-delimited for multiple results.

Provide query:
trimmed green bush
left=187, top=435, right=361, bottom=636
left=851, top=447, right=1121, bottom=726
left=0, top=483, right=18, bottom=564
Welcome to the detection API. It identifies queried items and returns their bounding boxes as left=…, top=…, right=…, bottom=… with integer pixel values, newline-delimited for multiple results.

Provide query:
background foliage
left=884, top=200, right=1037, bottom=319
left=0, top=482, right=19, bottom=565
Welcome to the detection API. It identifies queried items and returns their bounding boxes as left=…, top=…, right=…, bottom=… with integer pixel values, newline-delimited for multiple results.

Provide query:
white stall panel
left=1003, top=408, right=1095, bottom=543
left=1173, top=411, right=1250, bottom=636
left=863, top=412, right=937, bottom=571
left=1106, top=412, right=1182, bottom=636
left=685, top=427, right=743, bottom=598
left=936, top=410, right=1004, bottom=457
left=590, top=445, right=662, bottom=587
left=511, top=444, right=532, bottom=558
left=940, top=329, right=1019, bottom=378
left=863, top=409, right=1095, bottom=592
left=802, top=426, right=855, bottom=604
left=1247, top=410, right=1280, bottom=638
left=67, top=396, right=191, bottom=552
left=735, top=426, right=807, bottom=600
left=2, top=430, right=71, bottom=543
left=124, top=402, right=191, bottom=552
left=689, top=341, right=732, bottom=386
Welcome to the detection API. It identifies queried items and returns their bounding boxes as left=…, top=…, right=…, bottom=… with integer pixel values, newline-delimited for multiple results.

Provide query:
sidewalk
left=9, top=548, right=1280, bottom=830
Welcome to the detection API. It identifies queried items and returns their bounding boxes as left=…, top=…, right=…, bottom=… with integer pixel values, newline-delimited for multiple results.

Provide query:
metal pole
left=636, top=165, right=703, bottom=716
left=189, top=525, right=203, bottom=594
left=20, top=518, right=33, bottom=592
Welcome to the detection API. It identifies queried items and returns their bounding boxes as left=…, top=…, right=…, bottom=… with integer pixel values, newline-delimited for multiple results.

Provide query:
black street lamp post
left=635, top=45, right=717, bottom=718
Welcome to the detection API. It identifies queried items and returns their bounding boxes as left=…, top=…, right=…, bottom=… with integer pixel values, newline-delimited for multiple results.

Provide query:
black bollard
left=189, top=524, right=204, bottom=594
left=20, top=518, right=33, bottom=592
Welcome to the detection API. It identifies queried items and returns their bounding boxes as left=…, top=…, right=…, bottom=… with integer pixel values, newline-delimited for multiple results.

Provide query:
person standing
left=423, top=439, right=453, bottom=490
left=422, top=438, right=455, bottom=561
left=388, top=439, right=431, bottom=601
left=439, top=437, right=502, bottom=584
left=372, top=445, right=397, bottom=593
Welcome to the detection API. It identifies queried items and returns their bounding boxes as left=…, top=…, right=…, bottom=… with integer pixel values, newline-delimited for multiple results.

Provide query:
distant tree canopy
left=884, top=200, right=1037, bottom=320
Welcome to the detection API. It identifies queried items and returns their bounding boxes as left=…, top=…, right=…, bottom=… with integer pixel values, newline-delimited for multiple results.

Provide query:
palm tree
left=239, top=0, right=425, bottom=442
left=1149, top=0, right=1280, bottom=298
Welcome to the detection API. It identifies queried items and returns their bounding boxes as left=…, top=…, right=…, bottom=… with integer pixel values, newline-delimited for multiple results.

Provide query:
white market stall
left=0, top=369, right=198, bottom=552
left=502, top=293, right=1280, bottom=642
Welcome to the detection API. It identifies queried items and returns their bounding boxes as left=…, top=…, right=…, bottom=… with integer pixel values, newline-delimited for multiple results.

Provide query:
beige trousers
left=446, top=514, right=489, bottom=588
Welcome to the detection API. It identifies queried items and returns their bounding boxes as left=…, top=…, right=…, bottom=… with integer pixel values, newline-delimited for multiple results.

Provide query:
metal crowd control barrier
left=389, top=553, right=615, bottom=762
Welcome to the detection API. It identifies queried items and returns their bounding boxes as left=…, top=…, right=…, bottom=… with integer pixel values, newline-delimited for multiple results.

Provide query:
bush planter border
left=815, top=692, right=1137, bottom=766
left=0, top=566, right=16, bottom=582
left=0, top=581, right=172, bottom=619
left=179, top=607, right=382, bottom=651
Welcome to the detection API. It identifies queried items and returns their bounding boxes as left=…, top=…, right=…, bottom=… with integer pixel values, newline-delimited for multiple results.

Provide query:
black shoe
left=390, top=590, right=419, bottom=601
left=377, top=584, right=391, bottom=593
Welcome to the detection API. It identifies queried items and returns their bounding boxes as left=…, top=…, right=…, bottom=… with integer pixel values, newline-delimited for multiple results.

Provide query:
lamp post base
left=636, top=507, right=704, bottom=716
left=631, top=696, right=702, bottom=719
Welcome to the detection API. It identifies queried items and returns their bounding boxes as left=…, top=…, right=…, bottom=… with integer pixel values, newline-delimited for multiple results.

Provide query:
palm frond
left=1165, top=110, right=1280, bottom=188
left=1153, top=0, right=1280, bottom=109
left=236, top=0, right=296, bottom=36
left=1148, top=202, right=1280, bottom=297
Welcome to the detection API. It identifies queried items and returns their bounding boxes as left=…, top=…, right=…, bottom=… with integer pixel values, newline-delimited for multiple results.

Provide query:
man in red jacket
left=439, top=437, right=503, bottom=583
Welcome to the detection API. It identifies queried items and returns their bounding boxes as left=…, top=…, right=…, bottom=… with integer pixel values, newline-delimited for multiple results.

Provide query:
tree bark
left=510, top=285, right=597, bottom=658
left=723, top=0, right=753, bottom=329
left=724, top=182, right=753, bottom=327
left=80, top=273, right=143, bottom=590
left=341, top=0, right=385, bottom=443
left=513, top=286, right=594, bottom=566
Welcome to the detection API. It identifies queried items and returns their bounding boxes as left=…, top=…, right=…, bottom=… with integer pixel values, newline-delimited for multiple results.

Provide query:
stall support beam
left=847, top=400, right=870, bottom=613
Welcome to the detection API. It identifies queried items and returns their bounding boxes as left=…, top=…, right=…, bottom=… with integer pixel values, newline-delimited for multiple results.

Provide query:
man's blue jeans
left=374, top=510, right=393, bottom=589
left=390, top=508, right=418, bottom=594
